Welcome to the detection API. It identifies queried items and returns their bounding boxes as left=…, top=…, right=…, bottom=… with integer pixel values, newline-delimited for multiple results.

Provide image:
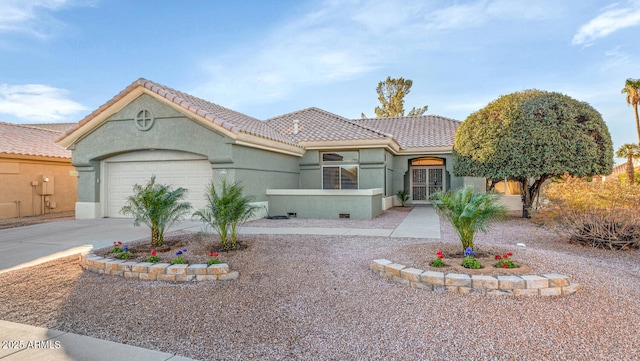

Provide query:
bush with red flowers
left=494, top=252, right=519, bottom=269
left=147, top=249, right=161, bottom=263
left=430, top=251, right=446, bottom=267
left=207, top=251, right=222, bottom=266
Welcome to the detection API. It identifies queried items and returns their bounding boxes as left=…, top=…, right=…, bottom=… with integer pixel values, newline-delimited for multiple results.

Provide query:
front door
left=410, top=166, right=445, bottom=203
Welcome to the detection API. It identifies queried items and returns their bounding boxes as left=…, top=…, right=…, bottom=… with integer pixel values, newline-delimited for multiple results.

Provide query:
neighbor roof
left=0, top=122, right=71, bottom=158
left=27, top=123, right=76, bottom=133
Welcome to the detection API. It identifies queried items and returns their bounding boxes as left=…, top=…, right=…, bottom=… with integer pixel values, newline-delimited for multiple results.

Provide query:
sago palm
left=430, top=185, right=508, bottom=251
left=121, top=176, right=192, bottom=247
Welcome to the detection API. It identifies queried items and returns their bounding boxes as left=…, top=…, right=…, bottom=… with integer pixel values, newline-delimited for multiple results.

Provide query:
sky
left=1, top=0, right=639, bottom=163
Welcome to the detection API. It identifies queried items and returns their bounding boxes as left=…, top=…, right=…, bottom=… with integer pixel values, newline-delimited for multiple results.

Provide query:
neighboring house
left=600, top=160, right=640, bottom=182
left=57, top=79, right=480, bottom=220
left=0, top=122, right=78, bottom=219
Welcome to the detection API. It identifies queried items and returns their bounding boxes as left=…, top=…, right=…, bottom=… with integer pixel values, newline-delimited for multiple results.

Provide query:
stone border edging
left=371, top=259, right=579, bottom=296
left=80, top=253, right=239, bottom=282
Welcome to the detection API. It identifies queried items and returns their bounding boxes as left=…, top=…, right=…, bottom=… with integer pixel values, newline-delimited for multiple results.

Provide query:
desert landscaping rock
left=1, top=216, right=639, bottom=360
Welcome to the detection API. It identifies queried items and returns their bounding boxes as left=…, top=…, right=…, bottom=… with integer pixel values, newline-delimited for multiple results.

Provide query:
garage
left=103, top=151, right=213, bottom=218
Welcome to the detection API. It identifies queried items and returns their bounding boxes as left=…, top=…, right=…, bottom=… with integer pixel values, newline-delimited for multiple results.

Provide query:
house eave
left=0, top=153, right=72, bottom=164
left=235, top=134, right=304, bottom=157
left=394, top=146, right=453, bottom=155
left=300, top=138, right=401, bottom=153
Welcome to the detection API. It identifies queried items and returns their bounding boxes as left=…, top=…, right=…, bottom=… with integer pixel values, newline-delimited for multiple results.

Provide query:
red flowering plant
left=430, top=251, right=446, bottom=267
left=147, top=249, right=161, bottom=263
left=494, top=252, right=519, bottom=269
left=207, top=251, right=222, bottom=266
left=111, top=241, right=124, bottom=253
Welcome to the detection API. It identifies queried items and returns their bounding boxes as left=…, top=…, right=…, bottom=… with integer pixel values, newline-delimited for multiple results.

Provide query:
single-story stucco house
left=57, top=78, right=499, bottom=220
left=0, top=122, right=77, bottom=219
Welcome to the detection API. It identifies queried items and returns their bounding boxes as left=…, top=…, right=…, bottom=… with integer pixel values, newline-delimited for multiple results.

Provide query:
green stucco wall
left=71, top=94, right=299, bottom=203
left=391, top=154, right=464, bottom=198
left=266, top=189, right=383, bottom=219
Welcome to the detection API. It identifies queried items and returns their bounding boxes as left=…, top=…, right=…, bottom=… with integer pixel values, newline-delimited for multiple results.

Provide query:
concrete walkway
left=390, top=206, right=440, bottom=238
left=0, top=206, right=439, bottom=361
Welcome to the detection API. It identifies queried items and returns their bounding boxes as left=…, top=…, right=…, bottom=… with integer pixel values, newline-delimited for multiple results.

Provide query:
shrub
left=121, top=176, right=192, bottom=247
left=537, top=176, right=640, bottom=250
left=618, top=171, right=640, bottom=185
left=431, top=185, right=508, bottom=251
left=461, top=248, right=481, bottom=269
left=396, top=190, right=409, bottom=207
left=193, top=179, right=258, bottom=251
left=170, top=248, right=188, bottom=265
left=430, top=251, right=445, bottom=267
left=494, top=253, right=518, bottom=269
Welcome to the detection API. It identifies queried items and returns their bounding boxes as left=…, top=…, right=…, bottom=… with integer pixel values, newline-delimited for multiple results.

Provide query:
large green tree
left=615, top=143, right=640, bottom=185
left=454, top=90, right=613, bottom=218
left=362, top=76, right=428, bottom=118
left=621, top=78, right=640, bottom=145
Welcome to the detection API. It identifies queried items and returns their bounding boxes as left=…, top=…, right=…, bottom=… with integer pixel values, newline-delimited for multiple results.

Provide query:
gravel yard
left=1, top=213, right=639, bottom=360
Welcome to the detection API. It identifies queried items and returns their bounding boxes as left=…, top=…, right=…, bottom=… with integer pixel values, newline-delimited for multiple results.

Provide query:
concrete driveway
left=0, top=218, right=203, bottom=274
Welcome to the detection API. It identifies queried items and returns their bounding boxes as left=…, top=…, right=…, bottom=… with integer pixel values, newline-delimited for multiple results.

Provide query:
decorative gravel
left=1, top=215, right=639, bottom=360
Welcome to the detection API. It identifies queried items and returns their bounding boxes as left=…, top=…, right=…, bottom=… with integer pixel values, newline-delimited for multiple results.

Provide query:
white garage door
left=105, top=158, right=212, bottom=218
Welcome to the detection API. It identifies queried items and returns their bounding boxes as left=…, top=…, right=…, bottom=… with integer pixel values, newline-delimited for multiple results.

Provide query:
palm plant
left=622, top=78, right=640, bottom=145
left=193, top=179, right=258, bottom=251
left=121, top=176, right=192, bottom=247
left=616, top=143, right=640, bottom=185
left=430, top=185, right=508, bottom=251
left=396, top=189, right=409, bottom=207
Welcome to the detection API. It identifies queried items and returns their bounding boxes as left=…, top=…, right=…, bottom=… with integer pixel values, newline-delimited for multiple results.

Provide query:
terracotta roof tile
left=352, top=115, right=461, bottom=148
left=27, top=123, right=75, bottom=132
left=266, top=107, right=390, bottom=142
left=60, top=78, right=459, bottom=152
left=0, top=122, right=71, bottom=158
left=137, top=79, right=299, bottom=147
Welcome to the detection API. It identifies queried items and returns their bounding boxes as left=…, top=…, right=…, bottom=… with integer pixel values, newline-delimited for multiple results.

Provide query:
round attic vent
left=134, top=109, right=155, bottom=131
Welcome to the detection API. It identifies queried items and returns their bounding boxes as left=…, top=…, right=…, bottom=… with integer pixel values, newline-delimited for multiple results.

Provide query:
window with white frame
left=321, top=151, right=359, bottom=189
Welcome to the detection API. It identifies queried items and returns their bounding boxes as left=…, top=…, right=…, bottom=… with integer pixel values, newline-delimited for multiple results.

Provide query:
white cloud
left=602, top=45, right=631, bottom=70
left=193, top=0, right=562, bottom=111
left=0, top=83, right=87, bottom=122
left=572, top=3, right=640, bottom=45
left=195, top=0, right=391, bottom=108
left=427, top=0, right=560, bottom=30
left=0, top=0, right=95, bottom=38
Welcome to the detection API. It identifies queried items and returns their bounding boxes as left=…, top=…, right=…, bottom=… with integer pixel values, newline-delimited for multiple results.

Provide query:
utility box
left=38, top=175, right=54, bottom=195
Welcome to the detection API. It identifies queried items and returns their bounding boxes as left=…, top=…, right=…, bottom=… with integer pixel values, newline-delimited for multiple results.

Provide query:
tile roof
left=0, top=122, right=71, bottom=158
left=27, top=123, right=76, bottom=132
left=60, top=78, right=460, bottom=153
left=352, top=115, right=461, bottom=148
left=611, top=161, right=640, bottom=175
left=266, top=107, right=390, bottom=142
left=62, top=78, right=300, bottom=147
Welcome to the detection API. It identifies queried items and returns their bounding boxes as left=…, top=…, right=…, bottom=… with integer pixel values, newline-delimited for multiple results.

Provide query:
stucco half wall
left=266, top=188, right=384, bottom=219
